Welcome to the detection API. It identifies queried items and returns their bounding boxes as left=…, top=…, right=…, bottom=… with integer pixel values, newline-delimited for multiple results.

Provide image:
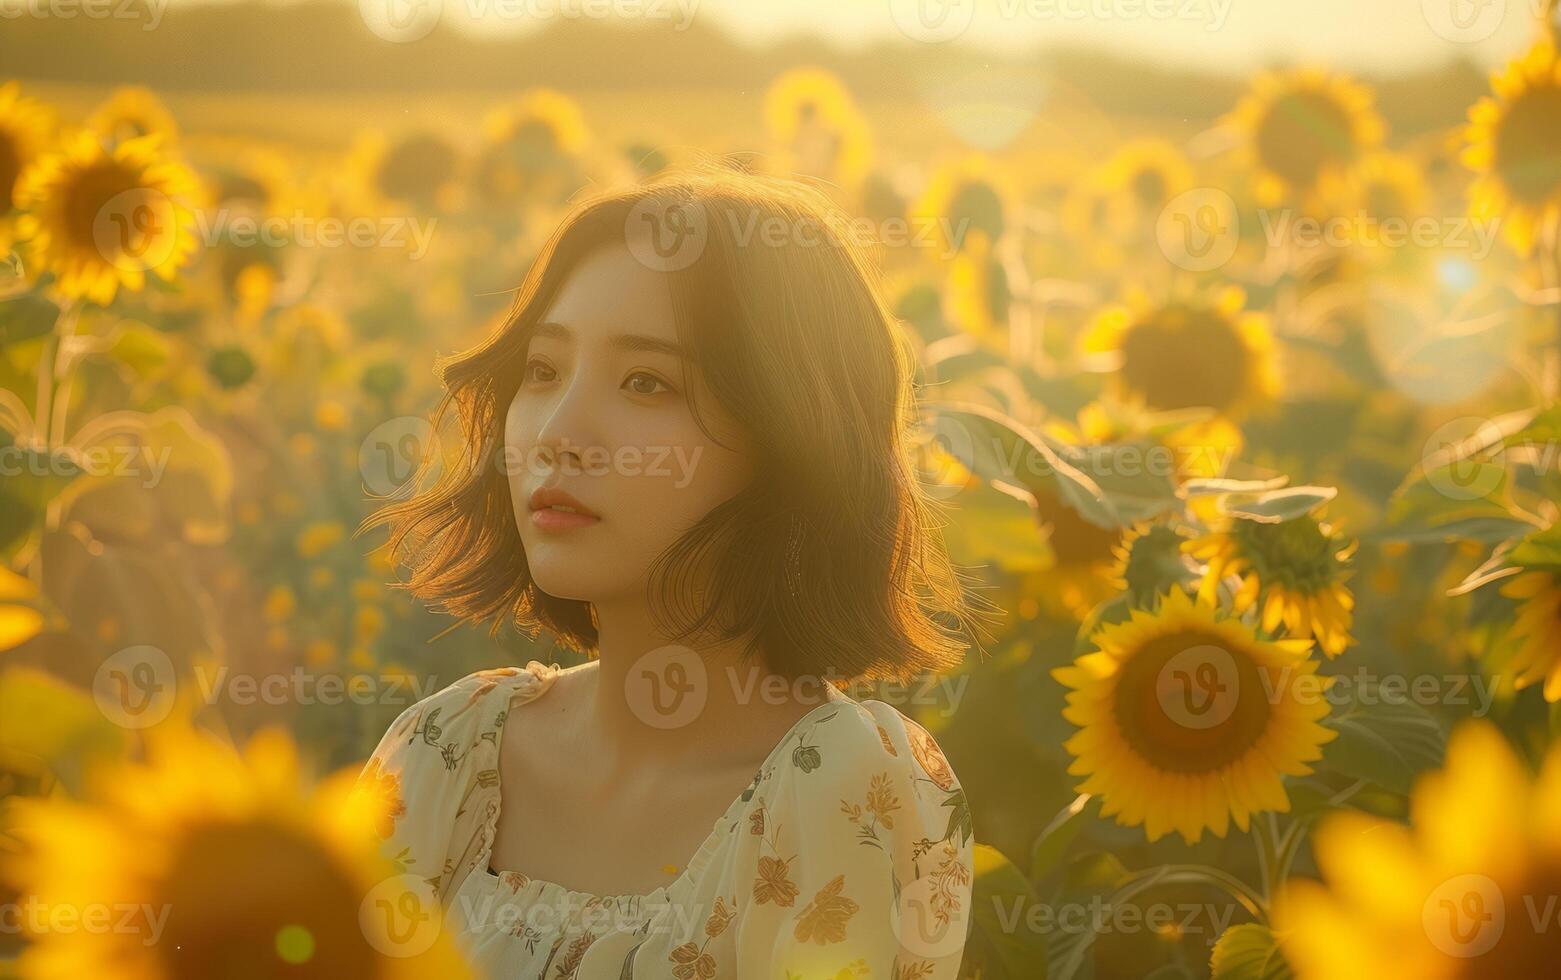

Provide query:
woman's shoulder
left=368, top=660, right=561, bottom=771
left=353, top=661, right=562, bottom=893
left=783, top=694, right=964, bottom=795
left=748, top=694, right=970, bottom=854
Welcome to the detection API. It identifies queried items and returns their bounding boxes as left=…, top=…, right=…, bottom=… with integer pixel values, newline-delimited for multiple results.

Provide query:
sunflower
left=1227, top=67, right=1385, bottom=206
left=1047, top=398, right=1247, bottom=486
left=1463, top=41, right=1561, bottom=255
left=12, top=131, right=199, bottom=305
left=1109, top=522, right=1198, bottom=608
left=1275, top=720, right=1561, bottom=978
left=910, top=154, right=1013, bottom=256
left=482, top=88, right=589, bottom=158
left=347, top=130, right=463, bottom=215
left=1059, top=139, right=1194, bottom=271
left=762, top=67, right=872, bottom=188
left=1315, top=150, right=1431, bottom=251
left=0, top=82, right=53, bottom=253
left=473, top=88, right=589, bottom=206
left=1081, top=286, right=1280, bottom=418
left=1185, top=511, right=1357, bottom=658
left=86, top=86, right=180, bottom=148
left=1496, top=569, right=1561, bottom=700
left=1053, top=587, right=1335, bottom=844
left=1023, top=485, right=1125, bottom=622
left=944, top=228, right=1011, bottom=351
left=191, top=138, right=305, bottom=220
left=0, top=566, right=45, bottom=651
left=1, top=720, right=474, bottom=980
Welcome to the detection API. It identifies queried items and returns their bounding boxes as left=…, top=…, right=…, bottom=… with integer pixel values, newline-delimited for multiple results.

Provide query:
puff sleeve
left=731, top=701, right=974, bottom=980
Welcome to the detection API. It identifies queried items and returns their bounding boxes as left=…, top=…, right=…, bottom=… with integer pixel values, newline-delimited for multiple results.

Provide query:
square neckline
left=475, top=662, right=857, bottom=907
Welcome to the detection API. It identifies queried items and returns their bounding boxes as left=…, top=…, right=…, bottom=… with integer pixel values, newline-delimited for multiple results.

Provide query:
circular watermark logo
left=360, top=873, right=443, bottom=958
left=1423, top=873, right=1504, bottom=958
left=624, top=194, right=709, bottom=273
left=1421, top=416, right=1506, bottom=502
left=1421, top=0, right=1506, bottom=44
left=359, top=0, right=443, bottom=43
left=623, top=644, right=707, bottom=730
left=1157, top=187, right=1240, bottom=272
left=93, top=645, right=178, bottom=729
left=892, top=862, right=974, bottom=959
left=887, top=0, right=977, bottom=43
left=1156, top=644, right=1239, bottom=731
left=94, top=188, right=182, bottom=275
left=359, top=417, right=440, bottom=498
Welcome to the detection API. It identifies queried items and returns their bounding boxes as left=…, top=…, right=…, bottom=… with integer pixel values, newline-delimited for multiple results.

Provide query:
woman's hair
left=372, top=162, right=993, bottom=683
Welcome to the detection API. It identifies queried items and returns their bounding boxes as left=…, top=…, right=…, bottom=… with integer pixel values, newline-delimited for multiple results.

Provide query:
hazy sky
left=690, top=0, right=1551, bottom=71
left=192, top=0, right=1556, bottom=72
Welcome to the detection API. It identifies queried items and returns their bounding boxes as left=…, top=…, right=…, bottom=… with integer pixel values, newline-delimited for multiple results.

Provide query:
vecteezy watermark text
left=194, top=210, right=439, bottom=260
left=0, top=0, right=166, bottom=30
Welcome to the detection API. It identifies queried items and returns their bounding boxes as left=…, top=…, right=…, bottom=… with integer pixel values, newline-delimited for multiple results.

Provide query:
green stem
left=46, top=301, right=81, bottom=449
left=1114, top=863, right=1268, bottom=921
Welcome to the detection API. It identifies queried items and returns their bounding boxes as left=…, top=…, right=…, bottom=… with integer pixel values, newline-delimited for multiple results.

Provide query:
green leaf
left=1030, top=794, right=1094, bottom=880
left=1182, top=476, right=1289, bottom=499
left=1509, top=521, right=1561, bottom=570
left=964, top=843, right=1049, bottom=980
left=1210, top=923, right=1292, bottom=980
left=1380, top=457, right=1541, bottom=544
left=0, top=666, right=129, bottom=795
left=1321, top=684, right=1448, bottom=795
left=0, top=293, right=59, bottom=346
left=1219, top=486, right=1336, bottom=524
left=64, top=406, right=234, bottom=545
left=102, top=322, right=174, bottom=378
left=927, top=401, right=1163, bottom=530
left=938, top=477, right=1054, bottom=574
left=1061, top=850, right=1132, bottom=897
left=1050, top=439, right=1182, bottom=526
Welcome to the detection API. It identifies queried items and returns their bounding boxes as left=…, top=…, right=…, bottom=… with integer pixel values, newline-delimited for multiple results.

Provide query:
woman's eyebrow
left=534, top=320, right=686, bottom=359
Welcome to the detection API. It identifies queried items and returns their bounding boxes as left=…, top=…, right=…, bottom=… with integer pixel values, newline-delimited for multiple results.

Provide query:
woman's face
left=504, top=242, right=753, bottom=604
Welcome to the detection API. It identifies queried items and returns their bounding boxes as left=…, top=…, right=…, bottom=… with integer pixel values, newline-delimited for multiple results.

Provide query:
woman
left=356, top=165, right=987, bottom=978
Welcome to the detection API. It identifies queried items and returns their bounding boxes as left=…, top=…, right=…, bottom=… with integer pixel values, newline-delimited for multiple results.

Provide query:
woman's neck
left=584, top=596, right=842, bottom=768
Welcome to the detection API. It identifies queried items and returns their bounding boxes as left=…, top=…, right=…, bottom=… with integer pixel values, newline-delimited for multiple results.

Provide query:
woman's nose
left=531, top=380, right=599, bottom=475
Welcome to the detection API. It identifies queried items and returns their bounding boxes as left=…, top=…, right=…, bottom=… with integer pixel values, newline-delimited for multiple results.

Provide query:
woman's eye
left=524, top=360, right=556, bottom=385
left=624, top=372, right=671, bottom=396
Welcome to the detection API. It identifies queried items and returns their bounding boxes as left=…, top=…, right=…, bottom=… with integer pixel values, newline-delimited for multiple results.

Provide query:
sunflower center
left=1493, top=84, right=1561, bottom=204
left=155, top=821, right=380, bottom=979
left=1230, top=517, right=1338, bottom=592
left=1119, top=525, right=1192, bottom=603
left=376, top=134, right=458, bottom=204
left=1118, top=304, right=1250, bottom=412
left=1450, top=864, right=1561, bottom=979
left=0, top=134, right=20, bottom=213
left=1255, top=90, right=1357, bottom=189
left=63, top=159, right=143, bottom=250
left=946, top=180, right=1005, bottom=251
left=506, top=118, right=568, bottom=169
left=1131, top=168, right=1168, bottom=209
left=216, top=172, right=269, bottom=211
left=1112, top=629, right=1273, bottom=773
left=1034, top=488, right=1119, bottom=568
left=1365, top=181, right=1409, bottom=221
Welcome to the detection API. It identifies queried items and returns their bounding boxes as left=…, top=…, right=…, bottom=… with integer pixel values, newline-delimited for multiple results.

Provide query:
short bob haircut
left=374, top=163, right=992, bottom=683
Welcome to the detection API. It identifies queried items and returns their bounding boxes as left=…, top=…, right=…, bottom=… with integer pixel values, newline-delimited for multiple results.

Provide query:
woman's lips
left=530, top=508, right=602, bottom=531
left=527, top=486, right=601, bottom=531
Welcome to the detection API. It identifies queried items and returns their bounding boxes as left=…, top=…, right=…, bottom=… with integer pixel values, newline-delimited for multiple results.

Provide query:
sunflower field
left=5, top=2, right=1561, bottom=978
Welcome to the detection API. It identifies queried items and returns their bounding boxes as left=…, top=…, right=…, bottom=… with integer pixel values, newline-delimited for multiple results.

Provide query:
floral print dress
left=355, top=661, right=975, bottom=979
